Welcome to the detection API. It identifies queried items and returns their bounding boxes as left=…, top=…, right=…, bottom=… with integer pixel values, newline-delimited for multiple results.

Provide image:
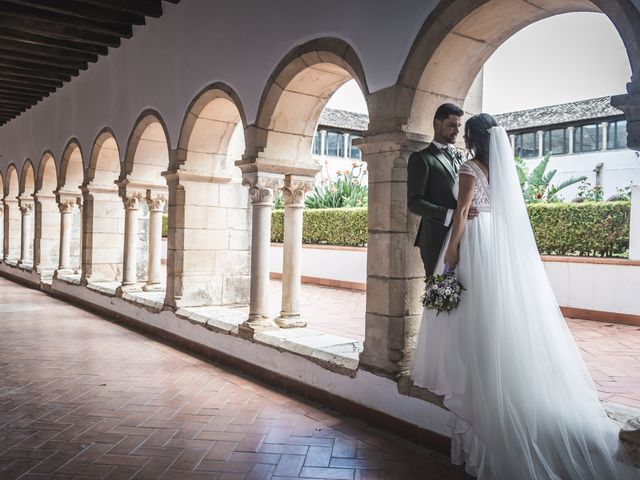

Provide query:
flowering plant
left=422, top=267, right=465, bottom=315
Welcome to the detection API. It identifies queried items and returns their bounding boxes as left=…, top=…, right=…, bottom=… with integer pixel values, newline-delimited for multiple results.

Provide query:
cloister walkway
left=0, top=277, right=468, bottom=480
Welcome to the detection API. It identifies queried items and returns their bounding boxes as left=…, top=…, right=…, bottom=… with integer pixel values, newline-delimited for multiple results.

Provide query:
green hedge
left=528, top=201, right=630, bottom=256
left=270, top=202, right=631, bottom=257
left=272, top=207, right=368, bottom=247
left=162, top=213, right=168, bottom=238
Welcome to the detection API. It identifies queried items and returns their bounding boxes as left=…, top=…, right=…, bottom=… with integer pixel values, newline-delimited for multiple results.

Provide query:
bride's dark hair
left=465, top=113, right=498, bottom=166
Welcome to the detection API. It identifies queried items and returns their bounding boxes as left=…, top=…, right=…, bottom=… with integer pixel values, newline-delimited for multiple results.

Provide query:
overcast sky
left=327, top=12, right=631, bottom=115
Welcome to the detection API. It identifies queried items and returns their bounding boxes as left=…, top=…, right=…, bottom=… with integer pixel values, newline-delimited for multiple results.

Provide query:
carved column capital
left=122, top=192, right=143, bottom=210
left=145, top=193, right=167, bottom=212
left=19, top=203, right=33, bottom=215
left=58, top=200, right=76, bottom=214
left=611, top=80, right=640, bottom=151
left=242, top=172, right=284, bottom=206
left=282, top=175, right=314, bottom=207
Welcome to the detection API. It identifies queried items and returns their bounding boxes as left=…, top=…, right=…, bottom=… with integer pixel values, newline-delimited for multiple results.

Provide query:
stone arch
left=3, top=164, right=20, bottom=261
left=164, top=84, right=251, bottom=309
left=19, top=159, right=35, bottom=197
left=176, top=83, right=247, bottom=177
left=359, top=0, right=640, bottom=378
left=56, top=140, right=85, bottom=276
left=34, top=152, right=60, bottom=275
left=397, top=0, right=640, bottom=137
left=86, top=128, right=121, bottom=187
left=247, top=37, right=369, bottom=172
left=59, top=139, right=85, bottom=192
left=119, top=111, right=171, bottom=290
left=82, top=129, right=124, bottom=284
left=36, top=151, right=58, bottom=194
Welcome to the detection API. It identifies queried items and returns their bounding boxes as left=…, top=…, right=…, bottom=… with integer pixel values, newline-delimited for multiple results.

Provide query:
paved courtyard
left=265, top=280, right=640, bottom=410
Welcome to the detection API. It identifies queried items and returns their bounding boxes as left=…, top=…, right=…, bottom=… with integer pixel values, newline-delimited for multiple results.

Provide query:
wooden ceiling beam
left=3, top=0, right=147, bottom=26
left=0, top=58, right=77, bottom=79
left=0, top=18, right=122, bottom=48
left=0, top=64, right=71, bottom=83
left=0, top=73, right=63, bottom=89
left=0, top=38, right=98, bottom=64
left=0, top=47, right=87, bottom=71
left=0, top=27, right=107, bottom=55
left=72, top=0, right=163, bottom=18
left=0, top=82, right=54, bottom=96
left=0, top=2, right=133, bottom=39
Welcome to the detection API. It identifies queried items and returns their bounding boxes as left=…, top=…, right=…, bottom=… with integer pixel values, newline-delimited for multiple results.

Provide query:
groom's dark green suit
left=407, top=143, right=462, bottom=276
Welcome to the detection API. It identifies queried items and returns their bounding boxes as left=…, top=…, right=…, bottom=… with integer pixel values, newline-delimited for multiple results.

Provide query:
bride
left=411, top=113, right=638, bottom=479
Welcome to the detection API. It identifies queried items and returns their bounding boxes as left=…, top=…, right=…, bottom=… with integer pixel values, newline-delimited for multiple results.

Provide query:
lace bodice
left=456, top=161, right=491, bottom=209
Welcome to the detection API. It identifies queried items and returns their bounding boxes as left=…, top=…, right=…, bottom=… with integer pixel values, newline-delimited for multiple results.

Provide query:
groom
left=407, top=103, right=476, bottom=276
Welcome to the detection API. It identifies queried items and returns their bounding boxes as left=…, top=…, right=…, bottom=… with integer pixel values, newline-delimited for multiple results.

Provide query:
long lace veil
left=462, top=126, right=638, bottom=479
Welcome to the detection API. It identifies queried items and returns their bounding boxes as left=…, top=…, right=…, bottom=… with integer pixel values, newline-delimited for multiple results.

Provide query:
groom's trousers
left=420, top=246, right=440, bottom=278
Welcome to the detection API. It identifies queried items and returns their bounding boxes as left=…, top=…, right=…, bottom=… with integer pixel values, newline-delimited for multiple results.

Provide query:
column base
left=274, top=314, right=307, bottom=328
left=238, top=315, right=278, bottom=339
left=116, top=283, right=142, bottom=297
left=142, top=282, right=164, bottom=292
left=620, top=417, right=640, bottom=466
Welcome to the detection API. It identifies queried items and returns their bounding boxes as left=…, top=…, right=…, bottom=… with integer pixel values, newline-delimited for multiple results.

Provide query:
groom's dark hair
left=434, top=103, right=464, bottom=121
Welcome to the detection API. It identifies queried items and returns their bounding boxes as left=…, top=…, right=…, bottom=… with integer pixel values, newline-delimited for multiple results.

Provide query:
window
left=607, top=120, right=627, bottom=150
left=542, top=128, right=568, bottom=155
left=573, top=124, right=601, bottom=153
left=324, top=131, right=344, bottom=157
left=348, top=134, right=361, bottom=159
left=514, top=132, right=538, bottom=158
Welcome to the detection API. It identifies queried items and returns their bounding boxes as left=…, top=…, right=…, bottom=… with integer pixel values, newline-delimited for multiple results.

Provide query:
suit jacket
left=407, top=143, right=461, bottom=250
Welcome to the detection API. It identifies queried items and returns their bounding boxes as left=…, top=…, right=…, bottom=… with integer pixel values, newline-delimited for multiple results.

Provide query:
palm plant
left=515, top=154, right=586, bottom=203
left=304, top=164, right=368, bottom=209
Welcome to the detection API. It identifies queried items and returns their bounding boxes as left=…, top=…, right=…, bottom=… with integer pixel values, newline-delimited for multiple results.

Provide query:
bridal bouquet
left=422, top=266, right=465, bottom=315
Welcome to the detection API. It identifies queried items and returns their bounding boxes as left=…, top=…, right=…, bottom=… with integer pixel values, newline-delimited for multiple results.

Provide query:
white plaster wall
left=523, top=149, right=640, bottom=200
left=0, top=0, right=438, bottom=171
left=270, top=245, right=640, bottom=315
left=271, top=244, right=367, bottom=284
left=542, top=260, right=640, bottom=315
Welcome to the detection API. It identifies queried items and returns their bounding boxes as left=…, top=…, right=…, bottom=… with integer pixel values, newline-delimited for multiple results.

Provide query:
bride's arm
left=443, top=173, right=476, bottom=268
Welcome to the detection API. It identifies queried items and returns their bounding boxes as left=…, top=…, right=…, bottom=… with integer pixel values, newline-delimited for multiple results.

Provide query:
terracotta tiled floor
left=278, top=281, right=640, bottom=410
left=0, top=277, right=469, bottom=480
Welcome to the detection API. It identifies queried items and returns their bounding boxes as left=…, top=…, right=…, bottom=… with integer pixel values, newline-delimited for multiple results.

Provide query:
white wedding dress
left=412, top=127, right=638, bottom=479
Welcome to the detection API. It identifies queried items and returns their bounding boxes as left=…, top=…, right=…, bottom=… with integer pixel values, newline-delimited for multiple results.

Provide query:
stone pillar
left=143, top=192, right=166, bottom=291
left=537, top=130, right=544, bottom=157
left=239, top=171, right=284, bottom=336
left=75, top=197, right=83, bottom=273
left=611, top=79, right=640, bottom=151
left=601, top=121, right=608, bottom=151
left=275, top=175, right=313, bottom=328
left=567, top=126, right=575, bottom=154
left=19, top=202, right=33, bottom=265
left=58, top=200, right=75, bottom=270
left=509, top=134, right=515, bottom=152
left=356, top=129, right=430, bottom=378
left=33, top=193, right=60, bottom=277
left=3, top=198, right=20, bottom=262
left=343, top=132, right=350, bottom=158
left=120, top=194, right=141, bottom=290
left=630, top=186, right=640, bottom=260
left=320, top=130, right=327, bottom=157
left=80, top=185, right=125, bottom=285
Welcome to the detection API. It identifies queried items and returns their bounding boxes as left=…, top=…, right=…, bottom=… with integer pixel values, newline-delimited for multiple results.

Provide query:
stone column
left=537, top=130, right=544, bottom=157
left=75, top=197, right=83, bottom=273
left=567, top=126, right=575, bottom=154
left=509, top=134, right=515, bottom=152
left=320, top=130, right=327, bottom=157
left=356, top=128, right=430, bottom=378
left=343, top=132, right=350, bottom=158
left=19, top=202, right=33, bottom=265
left=275, top=175, right=313, bottom=328
left=143, top=192, right=166, bottom=291
left=601, top=121, right=608, bottom=151
left=630, top=186, right=640, bottom=260
left=239, top=172, right=284, bottom=337
left=58, top=200, right=75, bottom=270
left=120, top=194, right=141, bottom=290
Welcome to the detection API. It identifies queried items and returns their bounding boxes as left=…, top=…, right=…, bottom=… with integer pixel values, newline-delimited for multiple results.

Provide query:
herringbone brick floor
left=0, top=277, right=469, bottom=480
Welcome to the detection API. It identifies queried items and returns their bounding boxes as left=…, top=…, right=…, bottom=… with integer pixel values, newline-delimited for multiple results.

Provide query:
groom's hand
left=467, top=207, right=479, bottom=219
